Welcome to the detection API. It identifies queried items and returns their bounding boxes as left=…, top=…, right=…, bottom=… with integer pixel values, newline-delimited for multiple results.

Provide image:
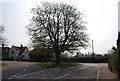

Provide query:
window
left=11, top=56, right=14, bottom=59
left=11, top=50, right=14, bottom=54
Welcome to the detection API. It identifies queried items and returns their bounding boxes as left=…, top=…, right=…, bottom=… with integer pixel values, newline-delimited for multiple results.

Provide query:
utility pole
left=92, top=40, right=94, bottom=55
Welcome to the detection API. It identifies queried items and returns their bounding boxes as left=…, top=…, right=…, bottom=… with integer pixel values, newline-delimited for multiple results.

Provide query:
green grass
left=0, top=63, right=7, bottom=66
left=36, top=62, right=81, bottom=68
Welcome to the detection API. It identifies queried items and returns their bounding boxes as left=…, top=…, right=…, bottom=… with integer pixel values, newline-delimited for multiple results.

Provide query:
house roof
left=12, top=46, right=28, bottom=55
left=19, top=47, right=28, bottom=55
left=2, top=47, right=10, bottom=54
left=12, top=46, right=21, bottom=51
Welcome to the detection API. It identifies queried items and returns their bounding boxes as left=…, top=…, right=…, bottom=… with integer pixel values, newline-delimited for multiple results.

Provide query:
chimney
left=21, top=44, right=23, bottom=48
left=12, top=45, right=14, bottom=47
left=2, top=44, right=4, bottom=48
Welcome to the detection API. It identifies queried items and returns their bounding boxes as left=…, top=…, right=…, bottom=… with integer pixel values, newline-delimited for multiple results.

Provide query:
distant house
left=2, top=44, right=10, bottom=59
left=75, top=52, right=84, bottom=57
left=9, top=44, right=29, bottom=60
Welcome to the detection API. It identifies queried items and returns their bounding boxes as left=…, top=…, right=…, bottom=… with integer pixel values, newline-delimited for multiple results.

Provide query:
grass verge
left=36, top=62, right=81, bottom=68
left=0, top=63, right=7, bottom=66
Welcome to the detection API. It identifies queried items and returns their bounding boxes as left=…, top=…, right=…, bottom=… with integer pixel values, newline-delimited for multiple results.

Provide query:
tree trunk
left=55, top=52, right=61, bottom=64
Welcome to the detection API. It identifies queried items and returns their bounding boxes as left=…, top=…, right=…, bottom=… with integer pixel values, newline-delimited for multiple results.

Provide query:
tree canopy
left=117, top=31, right=120, bottom=47
left=29, top=45, right=53, bottom=60
left=0, top=25, right=7, bottom=46
left=27, top=2, right=89, bottom=63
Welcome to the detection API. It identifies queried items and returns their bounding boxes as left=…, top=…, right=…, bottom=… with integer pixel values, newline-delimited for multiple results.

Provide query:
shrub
left=117, top=45, right=120, bottom=70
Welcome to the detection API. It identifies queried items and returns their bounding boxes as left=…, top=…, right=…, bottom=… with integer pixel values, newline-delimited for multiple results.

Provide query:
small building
left=9, top=44, right=29, bottom=60
left=75, top=52, right=84, bottom=57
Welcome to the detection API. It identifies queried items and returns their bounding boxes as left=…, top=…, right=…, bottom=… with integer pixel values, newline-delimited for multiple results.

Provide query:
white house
left=9, top=44, right=29, bottom=60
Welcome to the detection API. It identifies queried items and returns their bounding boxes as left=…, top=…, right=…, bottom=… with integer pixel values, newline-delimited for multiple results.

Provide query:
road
left=2, top=61, right=106, bottom=80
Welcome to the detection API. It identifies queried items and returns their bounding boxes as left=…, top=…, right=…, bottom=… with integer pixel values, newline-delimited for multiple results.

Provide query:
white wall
left=9, top=47, right=18, bottom=60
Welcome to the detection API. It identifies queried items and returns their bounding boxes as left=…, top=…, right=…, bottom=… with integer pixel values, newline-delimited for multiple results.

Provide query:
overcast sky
left=0, top=0, right=119, bottom=54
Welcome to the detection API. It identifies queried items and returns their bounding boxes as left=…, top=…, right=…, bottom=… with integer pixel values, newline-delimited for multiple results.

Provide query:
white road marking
left=97, top=65, right=100, bottom=79
left=54, top=65, right=89, bottom=80
left=49, top=69, right=52, bottom=71
left=75, top=66, right=89, bottom=71
left=41, top=70, right=45, bottom=72
left=8, top=63, right=28, bottom=79
left=23, top=65, right=27, bottom=71
left=16, top=74, right=26, bottom=78
left=54, top=64, right=99, bottom=80
left=8, top=73, right=21, bottom=79
left=16, top=68, right=56, bottom=79
left=54, top=73, right=70, bottom=80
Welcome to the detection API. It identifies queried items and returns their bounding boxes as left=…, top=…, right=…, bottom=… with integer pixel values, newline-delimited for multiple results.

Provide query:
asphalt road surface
left=2, top=61, right=106, bottom=80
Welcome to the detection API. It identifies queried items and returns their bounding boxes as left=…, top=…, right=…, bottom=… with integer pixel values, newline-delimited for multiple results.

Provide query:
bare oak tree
left=27, top=2, right=89, bottom=64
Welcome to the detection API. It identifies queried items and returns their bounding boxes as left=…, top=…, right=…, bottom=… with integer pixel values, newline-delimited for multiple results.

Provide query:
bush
left=109, top=45, right=120, bottom=79
left=36, top=62, right=80, bottom=68
left=61, top=57, right=108, bottom=63
left=110, top=45, right=120, bottom=70
left=111, top=52, right=118, bottom=69
left=117, top=46, right=120, bottom=70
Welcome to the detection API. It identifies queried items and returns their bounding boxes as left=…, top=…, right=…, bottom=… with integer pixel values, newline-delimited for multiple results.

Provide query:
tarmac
left=98, top=64, right=118, bottom=79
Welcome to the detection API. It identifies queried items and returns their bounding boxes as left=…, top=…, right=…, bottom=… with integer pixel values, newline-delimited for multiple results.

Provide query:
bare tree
left=27, top=2, right=89, bottom=64
left=0, top=25, right=7, bottom=46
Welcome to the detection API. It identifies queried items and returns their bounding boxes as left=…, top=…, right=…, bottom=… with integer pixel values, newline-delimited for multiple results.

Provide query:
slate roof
left=2, top=47, right=9, bottom=52
left=12, top=46, right=28, bottom=55
left=2, top=47, right=10, bottom=55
